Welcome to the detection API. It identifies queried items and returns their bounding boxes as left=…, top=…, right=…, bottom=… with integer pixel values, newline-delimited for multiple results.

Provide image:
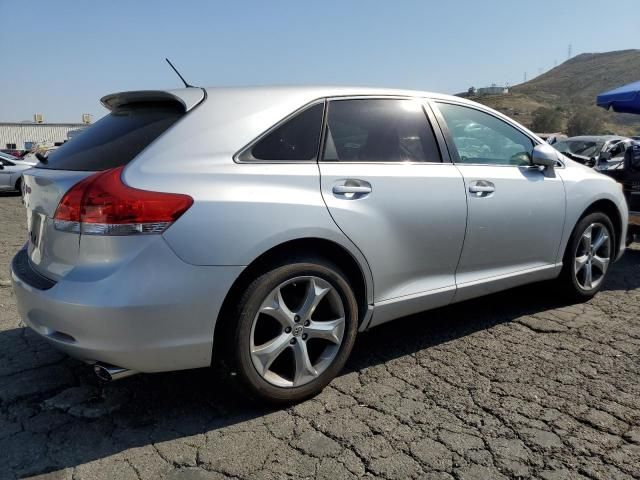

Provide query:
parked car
left=594, top=139, right=640, bottom=242
left=552, top=135, right=630, bottom=167
left=0, top=151, right=37, bottom=192
left=536, top=132, right=567, bottom=145
left=1, top=149, right=27, bottom=158
left=553, top=136, right=639, bottom=242
left=21, top=146, right=58, bottom=164
left=11, top=87, right=628, bottom=403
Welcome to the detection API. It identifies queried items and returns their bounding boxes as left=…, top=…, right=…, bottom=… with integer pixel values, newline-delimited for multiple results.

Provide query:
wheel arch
left=579, top=199, right=623, bottom=258
left=212, top=237, right=372, bottom=363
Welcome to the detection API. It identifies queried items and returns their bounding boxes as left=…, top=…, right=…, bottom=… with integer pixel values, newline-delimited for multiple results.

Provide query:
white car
left=0, top=152, right=37, bottom=192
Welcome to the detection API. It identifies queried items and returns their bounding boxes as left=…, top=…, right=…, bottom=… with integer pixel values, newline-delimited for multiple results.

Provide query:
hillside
left=468, top=49, right=640, bottom=135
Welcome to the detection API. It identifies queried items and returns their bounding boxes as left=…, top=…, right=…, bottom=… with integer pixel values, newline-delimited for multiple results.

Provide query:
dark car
left=595, top=140, right=640, bottom=241
left=1, top=149, right=26, bottom=158
left=553, top=135, right=629, bottom=167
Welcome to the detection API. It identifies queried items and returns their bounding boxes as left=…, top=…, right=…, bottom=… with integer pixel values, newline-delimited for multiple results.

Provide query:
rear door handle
left=332, top=180, right=372, bottom=199
left=332, top=185, right=372, bottom=194
left=468, top=180, right=495, bottom=196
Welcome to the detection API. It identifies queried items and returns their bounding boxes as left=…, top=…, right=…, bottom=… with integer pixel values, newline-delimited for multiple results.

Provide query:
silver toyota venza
left=11, top=86, right=628, bottom=403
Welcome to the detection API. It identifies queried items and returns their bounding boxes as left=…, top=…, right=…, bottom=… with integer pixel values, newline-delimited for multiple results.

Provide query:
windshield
left=553, top=140, right=604, bottom=157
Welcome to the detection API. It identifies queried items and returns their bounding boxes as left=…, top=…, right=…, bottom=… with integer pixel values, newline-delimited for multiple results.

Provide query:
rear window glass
left=241, top=103, right=324, bottom=161
left=37, top=102, right=184, bottom=171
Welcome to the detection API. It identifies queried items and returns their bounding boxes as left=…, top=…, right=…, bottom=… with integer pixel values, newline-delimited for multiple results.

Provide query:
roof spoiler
left=100, top=89, right=205, bottom=112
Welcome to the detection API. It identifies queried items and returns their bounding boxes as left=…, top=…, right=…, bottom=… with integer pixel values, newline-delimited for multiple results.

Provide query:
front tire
left=231, top=259, right=358, bottom=404
left=559, top=212, right=615, bottom=299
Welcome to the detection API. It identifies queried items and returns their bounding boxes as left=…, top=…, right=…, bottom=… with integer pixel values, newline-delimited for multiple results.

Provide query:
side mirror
left=531, top=144, right=558, bottom=168
left=0, top=164, right=4, bottom=170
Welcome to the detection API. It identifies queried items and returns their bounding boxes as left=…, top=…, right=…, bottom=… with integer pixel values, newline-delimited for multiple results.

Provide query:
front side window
left=245, top=103, right=324, bottom=161
left=322, top=99, right=441, bottom=162
left=437, top=103, right=534, bottom=166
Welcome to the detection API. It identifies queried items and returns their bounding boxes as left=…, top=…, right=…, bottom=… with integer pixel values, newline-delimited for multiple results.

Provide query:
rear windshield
left=38, top=102, right=184, bottom=171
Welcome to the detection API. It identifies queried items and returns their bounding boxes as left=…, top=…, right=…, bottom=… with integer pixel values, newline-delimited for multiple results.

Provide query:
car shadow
left=0, top=248, right=637, bottom=477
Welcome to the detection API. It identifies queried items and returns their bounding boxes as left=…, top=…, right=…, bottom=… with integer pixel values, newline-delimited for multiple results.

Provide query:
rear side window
left=38, top=102, right=184, bottom=171
left=322, top=99, right=441, bottom=162
left=241, top=103, right=324, bottom=161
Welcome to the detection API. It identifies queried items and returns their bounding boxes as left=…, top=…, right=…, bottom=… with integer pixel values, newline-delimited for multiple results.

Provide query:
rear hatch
left=22, top=89, right=202, bottom=282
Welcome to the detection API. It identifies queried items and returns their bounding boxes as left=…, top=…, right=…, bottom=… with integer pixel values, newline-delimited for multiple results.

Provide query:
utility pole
left=524, top=71, right=527, bottom=82
left=568, top=43, right=572, bottom=60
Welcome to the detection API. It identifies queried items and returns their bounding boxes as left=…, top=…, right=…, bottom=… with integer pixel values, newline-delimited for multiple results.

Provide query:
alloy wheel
left=249, top=276, right=346, bottom=388
left=574, top=222, right=611, bottom=291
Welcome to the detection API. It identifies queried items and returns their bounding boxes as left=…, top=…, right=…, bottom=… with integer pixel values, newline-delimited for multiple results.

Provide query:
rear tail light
left=53, top=167, right=193, bottom=235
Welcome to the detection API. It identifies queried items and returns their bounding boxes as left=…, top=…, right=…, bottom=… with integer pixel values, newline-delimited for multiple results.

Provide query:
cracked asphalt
left=1, top=192, right=639, bottom=480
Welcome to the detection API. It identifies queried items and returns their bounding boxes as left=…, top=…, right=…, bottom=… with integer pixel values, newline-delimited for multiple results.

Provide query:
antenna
left=165, top=58, right=194, bottom=88
left=567, top=44, right=572, bottom=60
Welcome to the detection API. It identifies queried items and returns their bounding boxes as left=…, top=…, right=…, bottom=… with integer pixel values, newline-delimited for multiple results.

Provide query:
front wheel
left=231, top=259, right=358, bottom=404
left=559, top=212, right=615, bottom=299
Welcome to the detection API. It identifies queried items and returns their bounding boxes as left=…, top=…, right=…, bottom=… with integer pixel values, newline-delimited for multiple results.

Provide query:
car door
left=432, top=101, right=565, bottom=301
left=318, top=98, right=467, bottom=326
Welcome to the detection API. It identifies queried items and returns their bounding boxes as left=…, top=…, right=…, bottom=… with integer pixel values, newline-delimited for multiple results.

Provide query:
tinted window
left=323, top=99, right=441, bottom=162
left=38, top=102, right=184, bottom=171
left=438, top=103, right=534, bottom=166
left=247, top=103, right=324, bottom=161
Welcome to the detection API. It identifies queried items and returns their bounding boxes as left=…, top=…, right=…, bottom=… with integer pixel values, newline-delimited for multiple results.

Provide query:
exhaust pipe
left=93, top=363, right=137, bottom=382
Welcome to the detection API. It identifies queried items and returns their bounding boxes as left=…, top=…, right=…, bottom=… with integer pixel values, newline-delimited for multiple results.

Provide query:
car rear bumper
left=11, top=239, right=243, bottom=373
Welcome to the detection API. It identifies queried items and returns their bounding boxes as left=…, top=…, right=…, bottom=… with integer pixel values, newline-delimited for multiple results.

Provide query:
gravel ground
left=1, top=192, right=639, bottom=480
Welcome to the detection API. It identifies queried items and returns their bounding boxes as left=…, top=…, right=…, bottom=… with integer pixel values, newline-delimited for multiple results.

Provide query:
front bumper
left=11, top=239, right=243, bottom=373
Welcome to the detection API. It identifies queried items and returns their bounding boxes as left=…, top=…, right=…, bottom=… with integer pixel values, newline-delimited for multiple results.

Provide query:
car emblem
left=292, top=325, right=303, bottom=336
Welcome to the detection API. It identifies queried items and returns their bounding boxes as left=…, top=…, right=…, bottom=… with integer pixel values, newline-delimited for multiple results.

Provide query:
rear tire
left=558, top=212, right=615, bottom=300
left=230, top=258, right=358, bottom=404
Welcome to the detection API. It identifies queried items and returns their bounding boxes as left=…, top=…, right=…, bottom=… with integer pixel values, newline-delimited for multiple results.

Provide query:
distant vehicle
left=21, top=146, right=58, bottom=164
left=594, top=139, right=640, bottom=243
left=631, top=136, right=640, bottom=141
left=553, top=135, right=630, bottom=167
left=536, top=133, right=567, bottom=145
left=1, top=149, right=26, bottom=158
left=0, top=151, right=37, bottom=192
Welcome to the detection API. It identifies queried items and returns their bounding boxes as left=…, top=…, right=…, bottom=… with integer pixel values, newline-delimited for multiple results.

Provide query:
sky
left=0, top=0, right=637, bottom=123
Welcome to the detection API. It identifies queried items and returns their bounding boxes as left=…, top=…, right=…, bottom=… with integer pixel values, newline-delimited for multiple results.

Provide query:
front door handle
left=332, top=180, right=372, bottom=199
left=468, top=180, right=495, bottom=196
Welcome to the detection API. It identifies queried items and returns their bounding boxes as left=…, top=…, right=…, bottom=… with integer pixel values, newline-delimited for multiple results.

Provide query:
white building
left=0, top=122, right=89, bottom=151
left=476, top=84, right=510, bottom=96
